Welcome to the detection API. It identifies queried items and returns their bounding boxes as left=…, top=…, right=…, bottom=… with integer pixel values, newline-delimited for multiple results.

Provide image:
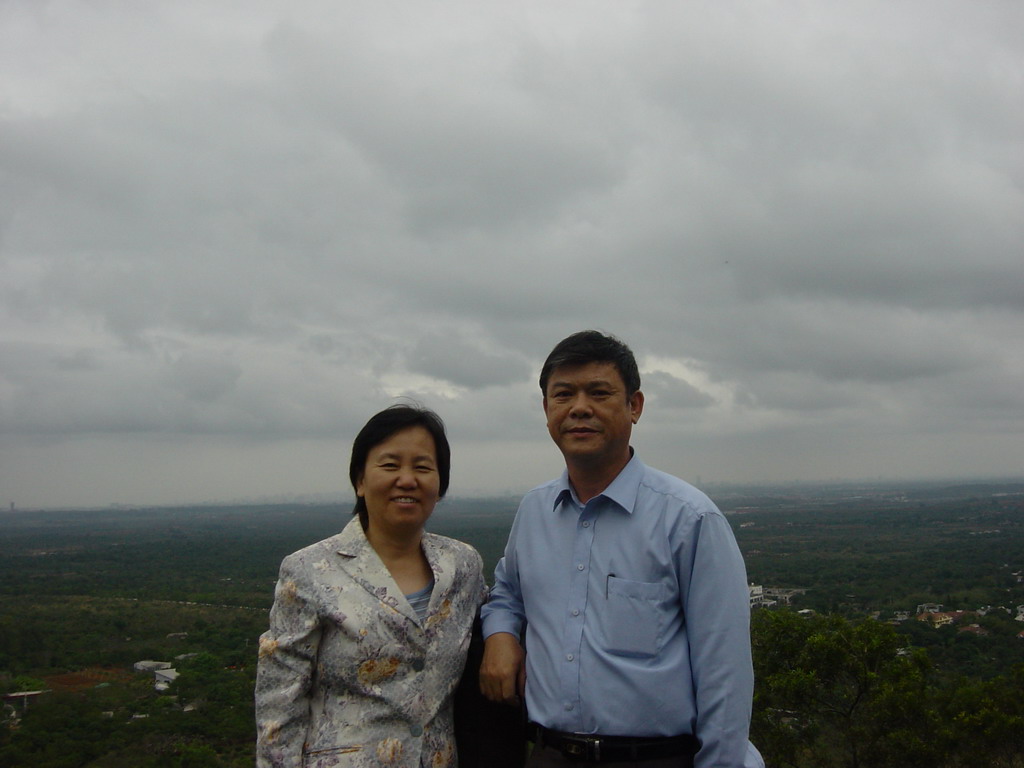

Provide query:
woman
left=256, top=405, right=486, bottom=768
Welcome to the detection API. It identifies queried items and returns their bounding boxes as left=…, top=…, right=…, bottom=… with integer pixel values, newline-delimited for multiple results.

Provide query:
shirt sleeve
left=679, top=506, right=756, bottom=768
left=255, top=553, right=322, bottom=768
left=480, top=510, right=526, bottom=640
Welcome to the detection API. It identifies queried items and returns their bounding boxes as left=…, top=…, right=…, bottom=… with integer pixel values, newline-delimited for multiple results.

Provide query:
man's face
left=543, top=361, right=643, bottom=470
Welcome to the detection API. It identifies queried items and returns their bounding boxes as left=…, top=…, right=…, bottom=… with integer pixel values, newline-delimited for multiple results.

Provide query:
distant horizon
left=8, top=473, right=1024, bottom=513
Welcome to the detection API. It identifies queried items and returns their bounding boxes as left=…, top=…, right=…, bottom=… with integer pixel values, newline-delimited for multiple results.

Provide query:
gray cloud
left=1, top=0, right=1022, bottom=507
left=642, top=371, right=716, bottom=410
left=407, top=332, right=531, bottom=390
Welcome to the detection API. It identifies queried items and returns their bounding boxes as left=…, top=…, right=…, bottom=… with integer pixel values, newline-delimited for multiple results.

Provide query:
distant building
left=764, top=587, right=806, bottom=605
left=958, top=624, right=988, bottom=636
left=976, top=605, right=1010, bottom=616
left=154, top=669, right=179, bottom=685
left=749, top=584, right=777, bottom=609
left=918, top=611, right=970, bottom=628
left=745, top=585, right=806, bottom=608
left=154, top=668, right=179, bottom=691
left=2, top=690, right=48, bottom=712
left=749, top=584, right=763, bottom=607
left=133, top=660, right=171, bottom=673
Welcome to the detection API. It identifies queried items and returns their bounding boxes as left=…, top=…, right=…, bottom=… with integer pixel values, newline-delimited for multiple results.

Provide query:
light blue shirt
left=405, top=578, right=435, bottom=623
left=481, top=454, right=761, bottom=768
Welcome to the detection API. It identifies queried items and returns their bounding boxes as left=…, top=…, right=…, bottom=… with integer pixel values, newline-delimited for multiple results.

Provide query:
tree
left=938, top=665, right=1024, bottom=768
left=752, top=610, right=941, bottom=768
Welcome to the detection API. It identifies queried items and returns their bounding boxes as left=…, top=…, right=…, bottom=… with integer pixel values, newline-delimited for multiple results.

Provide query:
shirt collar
left=552, top=450, right=644, bottom=515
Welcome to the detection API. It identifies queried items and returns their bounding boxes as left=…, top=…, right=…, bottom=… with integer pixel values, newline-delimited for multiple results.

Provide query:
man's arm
left=681, top=508, right=757, bottom=768
left=479, top=513, right=528, bottom=705
left=479, top=631, right=525, bottom=703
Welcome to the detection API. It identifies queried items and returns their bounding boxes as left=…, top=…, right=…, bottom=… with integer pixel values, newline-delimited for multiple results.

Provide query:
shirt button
left=411, top=658, right=425, bottom=671
left=566, top=654, right=574, bottom=661
left=577, top=564, right=584, bottom=571
left=571, top=609, right=580, bottom=616
left=565, top=703, right=574, bottom=711
left=582, top=521, right=590, bottom=528
left=410, top=724, right=423, bottom=736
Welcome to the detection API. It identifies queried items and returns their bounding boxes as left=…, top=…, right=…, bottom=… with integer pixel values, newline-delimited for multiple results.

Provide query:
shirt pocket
left=600, top=576, right=669, bottom=658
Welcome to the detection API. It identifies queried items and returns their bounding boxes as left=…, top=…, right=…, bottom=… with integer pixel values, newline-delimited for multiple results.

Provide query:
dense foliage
left=1, top=485, right=1022, bottom=766
left=752, top=610, right=1024, bottom=767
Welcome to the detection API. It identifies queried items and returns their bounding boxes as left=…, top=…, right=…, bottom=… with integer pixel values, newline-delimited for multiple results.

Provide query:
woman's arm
left=255, top=553, right=322, bottom=768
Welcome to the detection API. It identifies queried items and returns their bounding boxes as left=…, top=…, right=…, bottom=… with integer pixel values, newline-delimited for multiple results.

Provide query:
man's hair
left=539, top=330, right=641, bottom=396
left=348, top=404, right=451, bottom=530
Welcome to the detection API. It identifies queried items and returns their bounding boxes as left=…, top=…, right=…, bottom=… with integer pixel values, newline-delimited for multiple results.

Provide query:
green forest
left=1, top=483, right=1022, bottom=767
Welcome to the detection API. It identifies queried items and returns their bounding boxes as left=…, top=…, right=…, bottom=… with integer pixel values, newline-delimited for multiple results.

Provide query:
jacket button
left=411, top=658, right=425, bottom=671
left=410, top=724, right=423, bottom=737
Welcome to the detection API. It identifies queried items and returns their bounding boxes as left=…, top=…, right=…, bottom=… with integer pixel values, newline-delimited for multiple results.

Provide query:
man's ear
left=629, top=390, right=644, bottom=424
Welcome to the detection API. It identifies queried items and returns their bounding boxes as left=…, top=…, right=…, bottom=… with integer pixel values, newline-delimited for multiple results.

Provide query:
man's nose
left=569, top=395, right=593, bottom=416
left=396, top=469, right=417, bottom=487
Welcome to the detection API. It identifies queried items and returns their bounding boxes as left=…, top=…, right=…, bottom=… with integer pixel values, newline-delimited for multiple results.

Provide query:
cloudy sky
left=2, top=1, right=1022, bottom=509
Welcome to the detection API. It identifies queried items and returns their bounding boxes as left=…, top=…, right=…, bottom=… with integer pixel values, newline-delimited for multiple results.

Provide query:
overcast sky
left=2, top=1, right=1022, bottom=509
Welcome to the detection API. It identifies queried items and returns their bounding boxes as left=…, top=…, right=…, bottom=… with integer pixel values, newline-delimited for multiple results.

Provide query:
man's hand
left=479, top=632, right=526, bottom=704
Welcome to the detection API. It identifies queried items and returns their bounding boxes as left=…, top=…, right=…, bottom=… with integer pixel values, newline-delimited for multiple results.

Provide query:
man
left=480, top=331, right=763, bottom=768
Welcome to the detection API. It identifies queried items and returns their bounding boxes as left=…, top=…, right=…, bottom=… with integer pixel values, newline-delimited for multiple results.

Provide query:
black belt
left=530, top=723, right=700, bottom=763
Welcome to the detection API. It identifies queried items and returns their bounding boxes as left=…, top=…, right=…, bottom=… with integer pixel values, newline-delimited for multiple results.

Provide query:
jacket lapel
left=422, top=533, right=456, bottom=617
left=334, top=518, right=420, bottom=625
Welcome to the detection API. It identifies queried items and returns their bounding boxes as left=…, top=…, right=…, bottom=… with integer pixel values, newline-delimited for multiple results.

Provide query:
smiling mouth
left=392, top=497, right=419, bottom=504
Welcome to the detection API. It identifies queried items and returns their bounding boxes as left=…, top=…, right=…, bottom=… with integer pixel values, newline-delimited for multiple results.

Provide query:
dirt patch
left=44, top=667, right=133, bottom=691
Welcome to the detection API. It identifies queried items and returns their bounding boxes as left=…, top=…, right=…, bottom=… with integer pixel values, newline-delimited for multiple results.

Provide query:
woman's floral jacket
left=255, top=517, right=486, bottom=768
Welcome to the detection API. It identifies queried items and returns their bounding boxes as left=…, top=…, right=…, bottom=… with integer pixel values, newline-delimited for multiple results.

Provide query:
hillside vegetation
left=1, top=485, right=1022, bottom=767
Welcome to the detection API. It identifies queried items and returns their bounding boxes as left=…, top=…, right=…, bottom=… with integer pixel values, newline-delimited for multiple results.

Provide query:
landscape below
left=1, top=480, right=1022, bottom=767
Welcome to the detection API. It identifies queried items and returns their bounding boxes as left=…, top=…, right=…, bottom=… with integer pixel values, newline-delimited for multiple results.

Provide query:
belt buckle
left=563, top=742, right=585, bottom=758
left=561, top=737, right=601, bottom=761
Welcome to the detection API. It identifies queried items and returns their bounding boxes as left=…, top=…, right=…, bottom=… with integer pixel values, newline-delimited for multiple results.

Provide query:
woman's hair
left=348, top=404, right=451, bottom=530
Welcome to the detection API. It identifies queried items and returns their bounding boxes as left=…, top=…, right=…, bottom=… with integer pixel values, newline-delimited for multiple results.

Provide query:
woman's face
left=356, top=426, right=441, bottom=538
